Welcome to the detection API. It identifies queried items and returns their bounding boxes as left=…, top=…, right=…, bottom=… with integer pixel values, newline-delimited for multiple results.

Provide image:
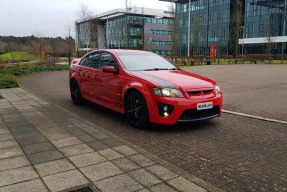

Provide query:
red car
left=69, top=50, right=222, bottom=127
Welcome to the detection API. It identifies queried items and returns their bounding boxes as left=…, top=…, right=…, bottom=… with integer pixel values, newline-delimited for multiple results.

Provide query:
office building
left=160, top=0, right=287, bottom=56
left=75, top=8, right=173, bottom=56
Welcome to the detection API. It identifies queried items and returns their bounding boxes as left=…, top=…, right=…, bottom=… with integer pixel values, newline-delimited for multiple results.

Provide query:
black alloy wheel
left=125, top=91, right=149, bottom=128
left=70, top=80, right=83, bottom=104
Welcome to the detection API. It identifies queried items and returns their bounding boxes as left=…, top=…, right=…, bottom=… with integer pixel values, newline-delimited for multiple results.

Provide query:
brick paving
left=0, top=88, right=218, bottom=192
left=96, top=114, right=287, bottom=192
left=18, top=67, right=287, bottom=192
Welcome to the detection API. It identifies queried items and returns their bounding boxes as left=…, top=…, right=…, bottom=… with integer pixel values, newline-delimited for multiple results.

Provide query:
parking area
left=17, top=64, right=287, bottom=191
left=184, top=64, right=287, bottom=122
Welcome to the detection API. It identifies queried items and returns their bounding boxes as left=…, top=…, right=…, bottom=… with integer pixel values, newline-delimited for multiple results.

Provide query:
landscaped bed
left=0, top=64, right=70, bottom=89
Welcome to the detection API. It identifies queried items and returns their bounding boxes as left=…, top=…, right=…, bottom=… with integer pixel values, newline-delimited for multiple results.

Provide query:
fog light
left=157, top=102, right=174, bottom=117
left=163, top=106, right=168, bottom=112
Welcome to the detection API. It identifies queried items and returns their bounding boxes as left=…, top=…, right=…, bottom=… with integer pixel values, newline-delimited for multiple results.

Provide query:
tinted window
left=98, top=52, right=119, bottom=71
left=79, top=52, right=100, bottom=68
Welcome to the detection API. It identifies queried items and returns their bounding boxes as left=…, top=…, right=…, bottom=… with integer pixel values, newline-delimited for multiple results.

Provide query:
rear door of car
left=77, top=51, right=101, bottom=99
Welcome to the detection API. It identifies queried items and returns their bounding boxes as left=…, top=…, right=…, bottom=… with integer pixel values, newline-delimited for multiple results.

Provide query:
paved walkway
left=0, top=88, right=221, bottom=192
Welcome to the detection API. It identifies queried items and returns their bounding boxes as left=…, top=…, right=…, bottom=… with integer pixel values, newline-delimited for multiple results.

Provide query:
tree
left=229, top=0, right=243, bottom=62
left=266, top=21, right=275, bottom=63
left=50, top=33, right=60, bottom=64
left=124, top=0, right=132, bottom=49
left=192, top=11, right=203, bottom=55
left=0, top=41, right=8, bottom=53
left=30, top=29, right=49, bottom=64
left=168, top=3, right=181, bottom=59
left=76, top=4, right=94, bottom=52
left=65, top=23, right=75, bottom=65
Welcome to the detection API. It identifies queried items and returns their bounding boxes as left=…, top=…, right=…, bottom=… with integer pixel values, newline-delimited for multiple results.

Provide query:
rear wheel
left=125, top=91, right=149, bottom=128
left=70, top=80, right=83, bottom=104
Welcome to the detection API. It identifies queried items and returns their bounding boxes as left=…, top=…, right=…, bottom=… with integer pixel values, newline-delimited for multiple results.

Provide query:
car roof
left=99, top=49, right=154, bottom=54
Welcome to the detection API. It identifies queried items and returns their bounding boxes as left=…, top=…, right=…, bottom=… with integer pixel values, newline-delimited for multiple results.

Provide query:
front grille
left=188, top=91, right=201, bottom=95
left=178, top=106, right=220, bottom=122
left=188, top=89, right=213, bottom=96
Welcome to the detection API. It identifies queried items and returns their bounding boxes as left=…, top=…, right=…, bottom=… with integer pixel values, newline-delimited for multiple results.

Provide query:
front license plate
left=197, top=102, right=213, bottom=110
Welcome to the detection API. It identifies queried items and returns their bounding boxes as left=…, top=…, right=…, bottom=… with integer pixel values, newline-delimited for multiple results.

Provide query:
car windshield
left=117, top=53, right=178, bottom=71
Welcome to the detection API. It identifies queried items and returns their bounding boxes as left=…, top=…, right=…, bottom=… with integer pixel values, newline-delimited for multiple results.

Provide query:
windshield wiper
left=168, top=68, right=178, bottom=70
left=144, top=68, right=169, bottom=71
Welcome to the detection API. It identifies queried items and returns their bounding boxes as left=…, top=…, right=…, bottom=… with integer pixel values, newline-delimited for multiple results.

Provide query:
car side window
left=98, top=52, right=119, bottom=71
left=79, top=52, right=100, bottom=68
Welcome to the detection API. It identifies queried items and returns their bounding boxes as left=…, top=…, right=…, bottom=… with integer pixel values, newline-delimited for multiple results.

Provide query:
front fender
left=122, top=82, right=157, bottom=120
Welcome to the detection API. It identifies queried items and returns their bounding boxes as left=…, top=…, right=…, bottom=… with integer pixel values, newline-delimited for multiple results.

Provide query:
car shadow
left=71, top=99, right=219, bottom=134
left=143, top=120, right=217, bottom=133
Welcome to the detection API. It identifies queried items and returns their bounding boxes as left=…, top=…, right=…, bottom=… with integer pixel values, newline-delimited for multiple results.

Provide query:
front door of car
left=97, top=52, right=122, bottom=108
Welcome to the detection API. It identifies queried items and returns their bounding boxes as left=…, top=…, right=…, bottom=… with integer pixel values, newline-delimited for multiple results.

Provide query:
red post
left=210, top=45, right=216, bottom=61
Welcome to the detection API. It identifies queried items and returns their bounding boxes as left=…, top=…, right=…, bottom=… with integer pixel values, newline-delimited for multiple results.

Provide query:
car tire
left=125, top=91, right=149, bottom=128
left=70, top=80, right=83, bottom=105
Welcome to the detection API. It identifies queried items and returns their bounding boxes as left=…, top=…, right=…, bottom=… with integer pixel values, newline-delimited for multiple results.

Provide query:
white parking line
left=222, top=109, right=287, bottom=125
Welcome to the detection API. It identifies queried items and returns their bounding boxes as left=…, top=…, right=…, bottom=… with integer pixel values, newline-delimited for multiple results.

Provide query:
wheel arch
left=122, top=83, right=154, bottom=116
left=70, top=77, right=77, bottom=85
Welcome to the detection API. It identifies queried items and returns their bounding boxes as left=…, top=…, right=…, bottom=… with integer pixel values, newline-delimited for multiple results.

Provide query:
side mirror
left=102, top=66, right=118, bottom=74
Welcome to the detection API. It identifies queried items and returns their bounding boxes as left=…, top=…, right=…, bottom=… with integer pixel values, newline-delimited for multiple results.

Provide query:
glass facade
left=105, top=15, right=172, bottom=54
left=244, top=0, right=287, bottom=54
left=77, top=20, right=101, bottom=50
left=171, top=0, right=287, bottom=56
left=76, top=9, right=173, bottom=55
left=176, top=0, right=231, bottom=56
left=99, top=14, right=171, bottom=55
left=77, top=22, right=91, bottom=48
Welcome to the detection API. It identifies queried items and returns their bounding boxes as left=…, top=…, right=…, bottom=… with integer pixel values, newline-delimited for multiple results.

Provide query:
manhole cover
left=0, top=94, right=4, bottom=99
left=71, top=187, right=93, bottom=192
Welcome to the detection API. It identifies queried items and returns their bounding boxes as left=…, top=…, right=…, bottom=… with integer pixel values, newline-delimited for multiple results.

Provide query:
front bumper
left=148, top=93, right=223, bottom=125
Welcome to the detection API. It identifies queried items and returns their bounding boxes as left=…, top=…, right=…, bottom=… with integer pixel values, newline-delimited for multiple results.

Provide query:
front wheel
left=125, top=91, right=149, bottom=128
left=70, top=80, right=83, bottom=104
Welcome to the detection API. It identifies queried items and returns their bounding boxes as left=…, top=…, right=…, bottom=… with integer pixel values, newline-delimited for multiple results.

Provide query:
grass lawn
left=0, top=52, right=36, bottom=61
left=0, top=64, right=70, bottom=89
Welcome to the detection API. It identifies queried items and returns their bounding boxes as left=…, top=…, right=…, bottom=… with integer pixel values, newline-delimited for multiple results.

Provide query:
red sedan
left=69, top=50, right=222, bottom=127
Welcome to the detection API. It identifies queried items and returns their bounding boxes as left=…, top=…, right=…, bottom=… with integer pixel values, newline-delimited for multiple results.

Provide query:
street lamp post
left=106, top=16, right=109, bottom=49
left=187, top=0, right=191, bottom=56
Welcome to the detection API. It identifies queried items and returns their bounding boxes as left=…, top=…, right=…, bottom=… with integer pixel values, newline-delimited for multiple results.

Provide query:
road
left=19, top=64, right=287, bottom=192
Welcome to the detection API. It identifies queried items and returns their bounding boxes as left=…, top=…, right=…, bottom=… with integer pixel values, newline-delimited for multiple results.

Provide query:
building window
left=221, top=29, right=225, bottom=41
left=151, top=41, right=172, bottom=45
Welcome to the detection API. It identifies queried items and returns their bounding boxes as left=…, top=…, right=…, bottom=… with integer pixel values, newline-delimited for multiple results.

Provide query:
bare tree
left=0, top=41, right=7, bottom=53
left=215, top=30, right=224, bottom=63
left=124, top=0, right=132, bottom=49
left=76, top=4, right=94, bottom=52
left=168, top=3, right=181, bottom=60
left=30, top=29, right=49, bottom=64
left=50, top=33, right=59, bottom=64
left=192, top=11, right=203, bottom=55
left=34, top=29, right=46, bottom=55
left=65, top=22, right=75, bottom=65
left=266, top=21, right=275, bottom=63
left=229, top=0, right=243, bottom=62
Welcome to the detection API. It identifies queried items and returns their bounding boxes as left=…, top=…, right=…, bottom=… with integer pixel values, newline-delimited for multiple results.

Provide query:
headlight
left=215, top=85, right=221, bottom=94
left=153, top=87, right=184, bottom=98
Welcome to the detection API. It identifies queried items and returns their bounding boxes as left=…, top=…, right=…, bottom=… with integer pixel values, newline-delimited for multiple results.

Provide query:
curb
left=222, top=109, right=287, bottom=125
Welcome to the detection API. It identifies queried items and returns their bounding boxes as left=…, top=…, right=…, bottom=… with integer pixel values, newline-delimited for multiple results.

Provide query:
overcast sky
left=0, top=0, right=171, bottom=38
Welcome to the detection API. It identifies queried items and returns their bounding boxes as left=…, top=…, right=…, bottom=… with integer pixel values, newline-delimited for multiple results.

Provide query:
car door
left=97, top=52, right=122, bottom=108
left=77, top=52, right=101, bottom=99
